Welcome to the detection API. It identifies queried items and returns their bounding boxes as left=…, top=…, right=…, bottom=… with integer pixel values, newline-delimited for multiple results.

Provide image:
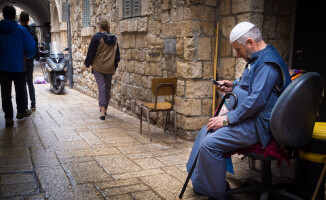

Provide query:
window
left=123, top=0, right=141, bottom=18
left=83, top=0, right=91, bottom=27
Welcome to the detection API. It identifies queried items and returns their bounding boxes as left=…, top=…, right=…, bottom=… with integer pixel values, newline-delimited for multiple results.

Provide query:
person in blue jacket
left=0, top=5, right=36, bottom=127
left=186, top=22, right=291, bottom=200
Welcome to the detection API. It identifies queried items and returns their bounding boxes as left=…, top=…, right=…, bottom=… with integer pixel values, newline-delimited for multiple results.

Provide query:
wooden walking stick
left=311, top=162, right=326, bottom=200
left=212, top=22, right=219, bottom=117
left=178, top=92, right=238, bottom=200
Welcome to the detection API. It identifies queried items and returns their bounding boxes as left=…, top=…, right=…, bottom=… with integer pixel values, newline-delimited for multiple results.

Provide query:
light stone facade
left=49, top=0, right=296, bottom=140
left=49, top=0, right=68, bottom=53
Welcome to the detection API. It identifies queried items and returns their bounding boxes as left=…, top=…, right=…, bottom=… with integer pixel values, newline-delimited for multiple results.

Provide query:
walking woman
left=84, top=18, right=120, bottom=120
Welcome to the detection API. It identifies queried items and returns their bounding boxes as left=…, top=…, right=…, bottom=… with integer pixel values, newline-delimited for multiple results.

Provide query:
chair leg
left=163, top=111, right=167, bottom=133
left=249, top=157, right=256, bottom=170
left=146, top=109, right=151, bottom=142
left=261, top=160, right=272, bottom=186
left=174, top=110, right=177, bottom=140
left=140, top=107, right=143, bottom=134
left=167, top=111, right=170, bottom=123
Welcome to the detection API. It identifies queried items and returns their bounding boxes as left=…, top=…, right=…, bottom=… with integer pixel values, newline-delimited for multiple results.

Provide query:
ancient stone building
left=61, top=0, right=296, bottom=140
left=49, top=0, right=68, bottom=53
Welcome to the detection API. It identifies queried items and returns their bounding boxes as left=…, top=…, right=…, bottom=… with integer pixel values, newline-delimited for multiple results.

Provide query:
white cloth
left=230, top=22, right=255, bottom=43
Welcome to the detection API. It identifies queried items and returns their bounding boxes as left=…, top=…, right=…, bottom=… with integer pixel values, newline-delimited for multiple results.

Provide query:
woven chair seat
left=142, top=102, right=173, bottom=110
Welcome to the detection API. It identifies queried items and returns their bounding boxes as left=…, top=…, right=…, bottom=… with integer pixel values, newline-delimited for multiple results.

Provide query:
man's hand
left=207, top=116, right=224, bottom=132
left=216, top=80, right=233, bottom=92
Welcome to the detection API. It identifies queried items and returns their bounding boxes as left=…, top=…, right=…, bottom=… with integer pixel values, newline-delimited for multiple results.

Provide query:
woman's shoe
left=100, top=116, right=105, bottom=120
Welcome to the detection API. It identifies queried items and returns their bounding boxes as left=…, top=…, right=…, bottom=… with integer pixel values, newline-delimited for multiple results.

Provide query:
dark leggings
left=93, top=69, right=112, bottom=110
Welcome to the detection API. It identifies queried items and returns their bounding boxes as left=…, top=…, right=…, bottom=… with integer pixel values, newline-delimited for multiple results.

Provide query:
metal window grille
left=83, top=0, right=91, bottom=27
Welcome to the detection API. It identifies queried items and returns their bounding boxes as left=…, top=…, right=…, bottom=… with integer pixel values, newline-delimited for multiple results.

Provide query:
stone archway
left=0, top=0, right=50, bottom=42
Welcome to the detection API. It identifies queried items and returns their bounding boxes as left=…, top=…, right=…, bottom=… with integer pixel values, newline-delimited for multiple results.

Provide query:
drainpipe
left=67, top=3, right=73, bottom=89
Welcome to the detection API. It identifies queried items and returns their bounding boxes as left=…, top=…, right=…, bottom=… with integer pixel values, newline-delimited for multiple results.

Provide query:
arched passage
left=0, top=0, right=50, bottom=43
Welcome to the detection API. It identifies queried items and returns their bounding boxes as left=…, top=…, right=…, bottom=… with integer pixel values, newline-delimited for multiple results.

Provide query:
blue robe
left=186, top=48, right=282, bottom=199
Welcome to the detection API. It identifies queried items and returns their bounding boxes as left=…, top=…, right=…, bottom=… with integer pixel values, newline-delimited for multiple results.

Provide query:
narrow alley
left=0, top=63, right=293, bottom=200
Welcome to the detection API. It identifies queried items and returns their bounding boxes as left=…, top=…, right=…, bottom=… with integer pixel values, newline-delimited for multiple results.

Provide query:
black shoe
left=5, top=119, right=14, bottom=127
left=99, top=116, right=105, bottom=120
left=226, top=181, right=231, bottom=191
left=31, top=106, right=36, bottom=111
left=16, top=109, right=32, bottom=119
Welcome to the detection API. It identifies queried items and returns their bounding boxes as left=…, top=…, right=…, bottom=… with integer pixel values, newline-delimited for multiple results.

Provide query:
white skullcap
left=229, top=22, right=255, bottom=43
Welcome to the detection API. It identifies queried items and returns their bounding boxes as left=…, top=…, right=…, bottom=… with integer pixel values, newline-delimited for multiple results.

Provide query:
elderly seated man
left=186, top=22, right=291, bottom=200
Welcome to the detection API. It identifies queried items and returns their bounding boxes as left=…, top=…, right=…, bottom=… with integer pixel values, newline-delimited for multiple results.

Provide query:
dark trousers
left=0, top=70, right=27, bottom=119
left=25, top=60, right=36, bottom=108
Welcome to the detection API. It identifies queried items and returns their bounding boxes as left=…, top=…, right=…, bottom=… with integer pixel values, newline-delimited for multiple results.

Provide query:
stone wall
left=218, top=0, right=295, bottom=80
left=68, top=0, right=296, bottom=140
left=70, top=0, right=218, bottom=140
left=262, top=0, right=295, bottom=65
left=50, top=0, right=68, bottom=52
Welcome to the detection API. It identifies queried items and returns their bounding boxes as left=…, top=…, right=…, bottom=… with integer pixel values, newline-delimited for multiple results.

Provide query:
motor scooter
left=43, top=42, right=69, bottom=94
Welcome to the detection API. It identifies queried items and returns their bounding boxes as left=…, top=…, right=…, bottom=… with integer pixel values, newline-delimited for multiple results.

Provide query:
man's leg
left=0, top=71, right=14, bottom=120
left=13, top=72, right=29, bottom=115
left=187, top=121, right=259, bottom=199
left=26, top=61, right=36, bottom=109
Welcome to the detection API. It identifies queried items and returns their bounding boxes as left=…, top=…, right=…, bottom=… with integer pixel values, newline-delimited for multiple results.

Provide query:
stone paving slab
left=0, top=62, right=316, bottom=200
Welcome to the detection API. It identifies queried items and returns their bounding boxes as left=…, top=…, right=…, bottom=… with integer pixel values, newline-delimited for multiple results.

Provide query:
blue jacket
left=227, top=45, right=291, bottom=148
left=0, top=19, right=36, bottom=72
left=249, top=45, right=291, bottom=148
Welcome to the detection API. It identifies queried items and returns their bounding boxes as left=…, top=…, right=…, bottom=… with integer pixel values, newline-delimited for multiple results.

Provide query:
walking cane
left=178, top=92, right=238, bottom=200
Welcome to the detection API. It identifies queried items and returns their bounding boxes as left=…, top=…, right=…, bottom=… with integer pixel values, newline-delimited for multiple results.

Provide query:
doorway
left=292, top=0, right=326, bottom=121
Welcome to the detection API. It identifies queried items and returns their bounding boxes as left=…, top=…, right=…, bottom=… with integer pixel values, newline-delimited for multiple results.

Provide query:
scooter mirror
left=41, top=42, right=50, bottom=50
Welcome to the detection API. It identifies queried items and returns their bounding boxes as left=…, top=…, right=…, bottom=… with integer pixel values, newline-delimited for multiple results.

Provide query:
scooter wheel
left=52, top=81, right=65, bottom=94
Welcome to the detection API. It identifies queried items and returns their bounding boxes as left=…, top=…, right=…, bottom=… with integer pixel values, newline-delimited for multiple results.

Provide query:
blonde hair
left=99, top=18, right=110, bottom=32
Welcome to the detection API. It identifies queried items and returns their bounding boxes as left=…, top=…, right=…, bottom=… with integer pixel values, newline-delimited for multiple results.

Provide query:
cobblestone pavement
left=0, top=62, right=302, bottom=200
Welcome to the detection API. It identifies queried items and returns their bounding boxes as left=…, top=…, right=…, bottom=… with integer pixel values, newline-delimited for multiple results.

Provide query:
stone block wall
left=218, top=0, right=295, bottom=80
left=70, top=0, right=219, bottom=140
left=68, top=0, right=295, bottom=140
left=262, top=0, right=296, bottom=65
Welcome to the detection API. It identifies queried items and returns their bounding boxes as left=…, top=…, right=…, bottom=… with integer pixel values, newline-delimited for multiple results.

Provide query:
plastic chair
left=227, top=72, right=324, bottom=200
left=140, top=77, right=177, bottom=142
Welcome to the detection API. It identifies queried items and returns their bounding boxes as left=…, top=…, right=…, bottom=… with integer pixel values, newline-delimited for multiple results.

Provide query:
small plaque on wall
left=164, top=39, right=176, bottom=54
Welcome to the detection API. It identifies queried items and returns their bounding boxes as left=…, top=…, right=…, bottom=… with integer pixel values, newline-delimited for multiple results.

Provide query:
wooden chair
left=140, top=77, right=177, bottom=142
